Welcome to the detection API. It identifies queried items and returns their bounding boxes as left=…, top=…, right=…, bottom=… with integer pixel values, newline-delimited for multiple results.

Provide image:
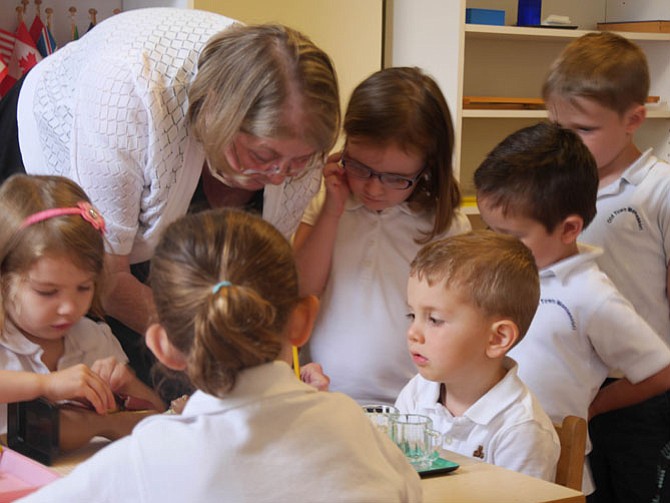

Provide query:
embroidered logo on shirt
left=540, top=298, right=576, bottom=331
left=473, top=445, right=484, bottom=459
left=606, top=207, right=644, bottom=231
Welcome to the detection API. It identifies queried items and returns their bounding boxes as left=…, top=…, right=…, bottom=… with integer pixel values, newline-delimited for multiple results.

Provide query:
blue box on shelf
left=465, top=8, right=505, bottom=26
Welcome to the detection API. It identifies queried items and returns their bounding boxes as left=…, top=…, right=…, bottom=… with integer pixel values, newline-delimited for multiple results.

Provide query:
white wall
left=122, top=0, right=189, bottom=10
left=193, top=0, right=384, bottom=127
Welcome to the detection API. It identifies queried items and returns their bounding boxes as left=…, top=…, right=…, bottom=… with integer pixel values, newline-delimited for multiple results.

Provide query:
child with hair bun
left=0, top=174, right=164, bottom=451
left=23, top=208, right=422, bottom=502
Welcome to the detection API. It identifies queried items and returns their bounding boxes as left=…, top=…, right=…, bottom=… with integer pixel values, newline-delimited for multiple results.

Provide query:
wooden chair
left=554, top=415, right=587, bottom=491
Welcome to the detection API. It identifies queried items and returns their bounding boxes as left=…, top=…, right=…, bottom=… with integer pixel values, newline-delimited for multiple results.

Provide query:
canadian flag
left=0, top=21, right=41, bottom=98
left=0, top=58, right=7, bottom=87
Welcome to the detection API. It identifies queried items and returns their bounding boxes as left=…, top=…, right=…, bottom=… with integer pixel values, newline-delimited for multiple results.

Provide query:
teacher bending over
left=13, top=8, right=340, bottom=384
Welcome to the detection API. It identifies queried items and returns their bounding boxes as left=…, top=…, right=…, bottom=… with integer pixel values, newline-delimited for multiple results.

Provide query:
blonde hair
left=344, top=67, right=461, bottom=243
left=0, top=175, right=106, bottom=330
left=542, top=31, right=649, bottom=116
left=188, top=23, right=340, bottom=177
left=150, top=209, right=300, bottom=397
left=410, top=230, right=539, bottom=340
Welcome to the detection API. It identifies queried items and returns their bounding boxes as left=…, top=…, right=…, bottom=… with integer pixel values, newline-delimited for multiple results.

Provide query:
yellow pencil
left=292, top=346, right=301, bottom=379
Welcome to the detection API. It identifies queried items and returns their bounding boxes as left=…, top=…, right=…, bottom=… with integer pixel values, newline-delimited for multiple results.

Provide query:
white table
left=423, top=450, right=585, bottom=503
left=50, top=440, right=585, bottom=502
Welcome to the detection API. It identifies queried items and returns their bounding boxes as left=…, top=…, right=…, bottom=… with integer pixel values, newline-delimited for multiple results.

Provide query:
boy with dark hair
left=475, top=121, right=670, bottom=497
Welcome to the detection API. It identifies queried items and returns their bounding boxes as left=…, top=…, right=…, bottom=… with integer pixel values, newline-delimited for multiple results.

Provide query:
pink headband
left=20, top=202, right=106, bottom=234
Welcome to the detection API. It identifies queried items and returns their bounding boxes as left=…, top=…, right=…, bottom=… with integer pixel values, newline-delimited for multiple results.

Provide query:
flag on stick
left=0, top=9, right=42, bottom=98
left=0, top=58, right=8, bottom=94
left=87, top=8, right=97, bottom=33
left=69, top=6, right=79, bottom=41
left=0, top=29, right=15, bottom=66
left=29, top=0, right=57, bottom=57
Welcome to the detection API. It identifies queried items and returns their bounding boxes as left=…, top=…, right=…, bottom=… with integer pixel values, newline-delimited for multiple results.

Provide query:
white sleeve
left=300, top=179, right=326, bottom=227
left=588, top=292, right=670, bottom=383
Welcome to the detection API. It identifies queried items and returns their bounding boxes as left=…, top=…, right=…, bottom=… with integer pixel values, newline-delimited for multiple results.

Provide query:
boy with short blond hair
left=396, top=230, right=560, bottom=482
left=543, top=31, right=670, bottom=503
left=475, top=121, right=670, bottom=497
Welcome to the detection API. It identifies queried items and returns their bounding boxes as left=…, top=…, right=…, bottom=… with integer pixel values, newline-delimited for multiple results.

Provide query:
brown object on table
left=463, top=95, right=660, bottom=110
left=597, top=21, right=670, bottom=34
left=463, top=96, right=545, bottom=110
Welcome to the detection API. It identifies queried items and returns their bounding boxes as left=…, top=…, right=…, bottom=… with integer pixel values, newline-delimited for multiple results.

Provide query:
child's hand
left=300, top=362, right=330, bottom=391
left=322, top=153, right=350, bottom=217
left=41, top=364, right=116, bottom=415
left=91, top=356, right=136, bottom=395
left=92, top=357, right=166, bottom=413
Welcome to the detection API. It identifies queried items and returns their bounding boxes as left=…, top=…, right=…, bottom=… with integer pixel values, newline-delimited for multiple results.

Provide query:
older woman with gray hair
left=10, top=8, right=340, bottom=388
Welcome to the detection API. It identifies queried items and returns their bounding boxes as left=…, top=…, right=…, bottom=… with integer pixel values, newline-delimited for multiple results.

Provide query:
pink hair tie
left=20, top=202, right=106, bottom=234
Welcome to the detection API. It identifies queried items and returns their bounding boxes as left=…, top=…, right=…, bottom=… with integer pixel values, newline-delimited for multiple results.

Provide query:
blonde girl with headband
left=295, top=67, right=471, bottom=405
left=0, top=174, right=164, bottom=450
left=23, top=208, right=421, bottom=502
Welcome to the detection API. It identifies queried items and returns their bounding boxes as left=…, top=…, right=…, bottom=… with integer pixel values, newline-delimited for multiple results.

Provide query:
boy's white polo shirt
left=580, top=149, right=670, bottom=345
left=512, top=244, right=670, bottom=424
left=510, top=244, right=670, bottom=492
left=395, top=357, right=560, bottom=482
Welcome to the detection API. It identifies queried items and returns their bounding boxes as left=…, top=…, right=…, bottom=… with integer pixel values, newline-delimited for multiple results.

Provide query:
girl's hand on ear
left=41, top=364, right=116, bottom=415
left=300, top=362, right=330, bottom=391
left=322, top=153, right=350, bottom=218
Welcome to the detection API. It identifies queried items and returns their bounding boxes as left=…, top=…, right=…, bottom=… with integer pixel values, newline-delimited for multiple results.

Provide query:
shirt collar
left=181, top=361, right=314, bottom=416
left=539, top=243, right=602, bottom=283
left=600, top=148, right=654, bottom=194
left=344, top=195, right=416, bottom=216
left=414, top=357, right=523, bottom=426
left=463, top=357, right=523, bottom=425
left=0, top=320, right=43, bottom=357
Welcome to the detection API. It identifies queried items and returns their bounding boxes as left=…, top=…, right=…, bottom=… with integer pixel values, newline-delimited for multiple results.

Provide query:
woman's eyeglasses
left=340, top=155, right=424, bottom=190
left=232, top=137, right=323, bottom=178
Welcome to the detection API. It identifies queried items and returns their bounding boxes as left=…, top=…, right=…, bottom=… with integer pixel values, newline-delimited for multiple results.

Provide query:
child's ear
left=285, top=295, right=320, bottom=348
left=558, top=215, right=583, bottom=245
left=486, top=319, right=518, bottom=359
left=145, top=323, right=187, bottom=371
left=624, top=103, right=646, bottom=134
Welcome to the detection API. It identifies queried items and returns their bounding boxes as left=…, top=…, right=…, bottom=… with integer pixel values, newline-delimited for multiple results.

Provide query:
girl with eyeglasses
left=294, top=67, right=471, bottom=405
